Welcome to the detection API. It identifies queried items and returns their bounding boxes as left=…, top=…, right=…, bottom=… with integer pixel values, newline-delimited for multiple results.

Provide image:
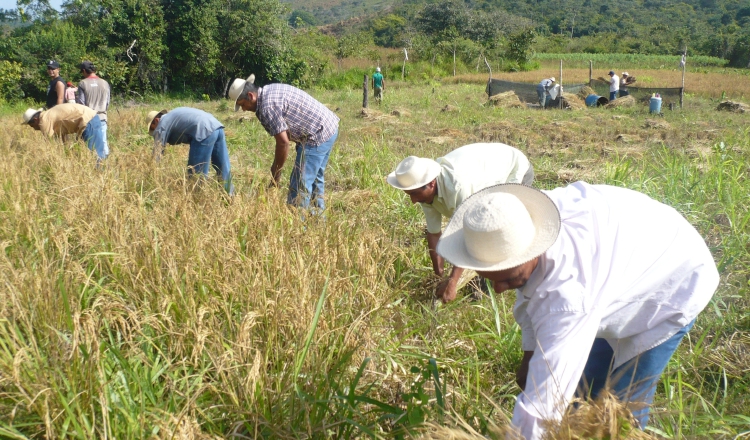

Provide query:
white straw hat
left=437, top=184, right=561, bottom=271
left=22, top=108, right=42, bottom=124
left=228, top=74, right=255, bottom=112
left=550, top=77, right=555, bottom=82
left=146, top=109, right=168, bottom=135
left=386, top=156, right=442, bottom=190
left=622, top=72, right=629, bottom=76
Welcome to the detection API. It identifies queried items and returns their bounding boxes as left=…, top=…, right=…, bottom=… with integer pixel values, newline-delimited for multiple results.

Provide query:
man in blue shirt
left=147, top=107, right=234, bottom=194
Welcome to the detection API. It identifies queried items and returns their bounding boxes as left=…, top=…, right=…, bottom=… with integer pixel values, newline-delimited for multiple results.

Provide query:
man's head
left=146, top=109, right=168, bottom=136
left=436, top=184, right=561, bottom=291
left=22, top=108, right=43, bottom=130
left=79, top=61, right=96, bottom=76
left=622, top=72, right=629, bottom=78
left=228, top=74, right=258, bottom=112
left=46, top=60, right=60, bottom=78
left=386, top=156, right=442, bottom=203
left=376, top=67, right=381, bottom=73
left=608, top=70, right=615, bottom=76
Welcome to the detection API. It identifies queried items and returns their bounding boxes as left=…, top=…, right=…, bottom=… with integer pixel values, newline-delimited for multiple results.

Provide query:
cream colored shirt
left=421, top=143, right=531, bottom=233
left=511, top=182, right=719, bottom=439
left=38, top=103, right=97, bottom=138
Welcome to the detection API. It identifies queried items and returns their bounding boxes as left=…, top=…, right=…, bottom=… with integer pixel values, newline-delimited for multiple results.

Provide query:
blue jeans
left=288, top=129, right=338, bottom=210
left=187, top=128, right=234, bottom=194
left=619, top=90, right=630, bottom=97
left=536, top=86, right=548, bottom=108
left=610, top=91, right=618, bottom=101
left=101, top=120, right=109, bottom=158
left=577, top=320, right=695, bottom=429
left=81, top=115, right=107, bottom=160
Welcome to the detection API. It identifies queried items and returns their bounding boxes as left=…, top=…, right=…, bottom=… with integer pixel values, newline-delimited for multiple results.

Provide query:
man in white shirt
left=536, top=77, right=555, bottom=108
left=436, top=182, right=719, bottom=439
left=387, top=143, right=534, bottom=302
left=608, top=70, right=620, bottom=101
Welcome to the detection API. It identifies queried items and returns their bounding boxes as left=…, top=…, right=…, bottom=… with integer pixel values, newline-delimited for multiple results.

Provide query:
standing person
left=536, top=77, right=555, bottom=108
left=77, top=61, right=111, bottom=159
left=65, top=82, right=77, bottom=103
left=228, top=75, right=340, bottom=211
left=147, top=108, right=234, bottom=194
left=620, top=72, right=635, bottom=97
left=21, top=103, right=107, bottom=162
left=45, top=60, right=66, bottom=109
left=608, top=70, right=620, bottom=101
left=386, top=143, right=534, bottom=303
left=372, top=67, right=385, bottom=103
left=435, top=182, right=719, bottom=439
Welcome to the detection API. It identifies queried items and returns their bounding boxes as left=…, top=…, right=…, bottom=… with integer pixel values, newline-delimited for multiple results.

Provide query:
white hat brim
left=385, top=160, right=441, bottom=190
left=437, top=184, right=561, bottom=271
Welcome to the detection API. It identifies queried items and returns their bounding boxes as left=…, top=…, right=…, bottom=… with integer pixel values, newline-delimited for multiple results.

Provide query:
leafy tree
left=505, top=28, right=536, bottom=69
left=289, top=10, right=317, bottom=28
left=334, top=32, right=371, bottom=70
left=370, top=13, right=406, bottom=47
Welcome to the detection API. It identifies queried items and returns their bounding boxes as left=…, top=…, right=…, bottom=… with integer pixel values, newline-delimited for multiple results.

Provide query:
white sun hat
left=622, top=71, right=629, bottom=76
left=436, top=184, right=561, bottom=271
left=146, top=109, right=168, bottom=135
left=376, top=67, right=381, bottom=72
left=22, top=108, right=42, bottom=124
left=386, top=156, right=442, bottom=190
left=549, top=77, right=555, bottom=82
left=228, top=74, right=256, bottom=112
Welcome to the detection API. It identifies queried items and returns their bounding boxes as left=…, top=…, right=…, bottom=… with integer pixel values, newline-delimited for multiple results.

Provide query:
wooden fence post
left=363, top=74, right=369, bottom=108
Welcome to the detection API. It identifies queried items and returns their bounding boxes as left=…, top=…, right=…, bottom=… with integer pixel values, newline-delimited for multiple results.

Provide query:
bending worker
left=387, top=143, right=533, bottom=303
left=22, top=103, right=107, bottom=162
left=536, top=77, right=555, bottom=108
left=147, top=107, right=234, bottom=194
left=436, top=182, right=719, bottom=439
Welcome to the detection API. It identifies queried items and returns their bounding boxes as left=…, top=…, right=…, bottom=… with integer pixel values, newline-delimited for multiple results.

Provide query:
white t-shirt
left=610, top=74, right=620, bottom=92
left=511, top=182, right=719, bottom=439
left=421, top=143, right=531, bottom=233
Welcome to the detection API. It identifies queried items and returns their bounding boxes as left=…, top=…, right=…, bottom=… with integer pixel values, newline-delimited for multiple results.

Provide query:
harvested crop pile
left=487, top=91, right=524, bottom=108
left=358, top=108, right=395, bottom=121
left=577, top=86, right=596, bottom=100
left=717, top=100, right=750, bottom=113
left=644, top=118, right=671, bottom=129
left=390, top=108, right=411, bottom=117
left=605, top=95, right=635, bottom=109
left=561, top=93, right=585, bottom=110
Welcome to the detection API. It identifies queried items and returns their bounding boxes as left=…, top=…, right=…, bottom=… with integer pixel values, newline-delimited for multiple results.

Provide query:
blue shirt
left=153, top=107, right=224, bottom=145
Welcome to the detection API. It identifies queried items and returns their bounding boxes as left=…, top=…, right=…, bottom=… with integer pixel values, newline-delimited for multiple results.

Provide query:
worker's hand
left=516, top=351, right=534, bottom=390
left=436, top=278, right=458, bottom=303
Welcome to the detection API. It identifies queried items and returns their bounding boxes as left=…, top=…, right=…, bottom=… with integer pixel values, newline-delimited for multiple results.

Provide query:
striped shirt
left=255, top=84, right=339, bottom=146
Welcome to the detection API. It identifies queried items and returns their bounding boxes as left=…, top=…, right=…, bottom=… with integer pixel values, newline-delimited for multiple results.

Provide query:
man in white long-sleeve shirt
left=387, top=143, right=534, bottom=303
left=436, top=182, right=719, bottom=439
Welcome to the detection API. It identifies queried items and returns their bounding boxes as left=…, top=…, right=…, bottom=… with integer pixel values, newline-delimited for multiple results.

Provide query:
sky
left=0, top=0, right=64, bottom=12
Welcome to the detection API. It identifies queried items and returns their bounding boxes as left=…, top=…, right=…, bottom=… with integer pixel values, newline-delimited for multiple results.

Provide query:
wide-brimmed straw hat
left=386, top=156, right=442, bottom=190
left=146, top=109, right=168, bottom=135
left=549, top=77, right=555, bottom=82
left=622, top=71, right=629, bottom=76
left=22, top=108, right=42, bottom=125
left=436, top=184, right=561, bottom=272
left=228, top=74, right=256, bottom=112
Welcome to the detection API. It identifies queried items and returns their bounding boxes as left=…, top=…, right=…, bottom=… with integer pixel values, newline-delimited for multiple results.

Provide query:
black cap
left=608, top=70, right=615, bottom=75
left=79, top=60, right=96, bottom=72
left=46, top=60, right=60, bottom=69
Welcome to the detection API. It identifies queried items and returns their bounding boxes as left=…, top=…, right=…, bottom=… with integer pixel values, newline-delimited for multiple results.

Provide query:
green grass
left=0, top=80, right=749, bottom=438
left=534, top=52, right=728, bottom=69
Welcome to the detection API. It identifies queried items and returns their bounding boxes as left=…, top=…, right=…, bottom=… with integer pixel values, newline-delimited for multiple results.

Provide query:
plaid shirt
left=255, top=84, right=339, bottom=146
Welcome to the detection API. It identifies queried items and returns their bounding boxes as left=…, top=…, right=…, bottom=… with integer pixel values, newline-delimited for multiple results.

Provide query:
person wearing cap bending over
left=372, top=67, right=385, bottom=103
left=536, top=77, right=555, bottom=108
left=22, top=103, right=107, bottom=162
left=45, top=60, right=66, bottom=109
left=620, top=72, right=635, bottom=97
left=228, top=75, right=339, bottom=211
left=387, top=143, right=533, bottom=303
left=435, top=182, right=719, bottom=439
left=147, top=108, right=233, bottom=194
left=77, top=61, right=111, bottom=158
left=608, top=70, right=620, bottom=101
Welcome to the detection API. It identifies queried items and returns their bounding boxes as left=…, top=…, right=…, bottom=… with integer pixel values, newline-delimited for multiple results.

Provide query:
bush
left=0, top=60, right=24, bottom=102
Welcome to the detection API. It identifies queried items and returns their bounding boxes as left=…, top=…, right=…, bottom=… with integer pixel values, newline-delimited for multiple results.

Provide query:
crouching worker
left=386, top=143, right=533, bottom=303
left=147, top=108, right=234, bottom=194
left=435, top=182, right=719, bottom=439
left=22, top=103, right=107, bottom=163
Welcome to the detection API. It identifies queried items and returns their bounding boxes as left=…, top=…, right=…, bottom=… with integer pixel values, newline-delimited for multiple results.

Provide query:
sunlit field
left=1, top=79, right=749, bottom=438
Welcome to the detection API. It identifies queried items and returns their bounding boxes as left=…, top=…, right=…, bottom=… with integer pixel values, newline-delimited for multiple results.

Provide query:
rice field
left=0, top=79, right=749, bottom=438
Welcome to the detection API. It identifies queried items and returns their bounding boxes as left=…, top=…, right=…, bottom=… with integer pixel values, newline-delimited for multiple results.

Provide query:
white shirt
left=511, top=182, right=719, bottom=439
left=610, top=74, right=620, bottom=92
left=421, top=143, right=531, bottom=233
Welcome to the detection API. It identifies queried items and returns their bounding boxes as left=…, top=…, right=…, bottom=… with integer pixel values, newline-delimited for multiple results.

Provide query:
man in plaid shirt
left=229, top=75, right=340, bottom=211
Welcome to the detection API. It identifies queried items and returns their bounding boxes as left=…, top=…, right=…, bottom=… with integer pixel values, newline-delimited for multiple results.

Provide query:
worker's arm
left=55, top=81, right=65, bottom=106
left=426, top=231, right=444, bottom=277
left=270, top=131, right=290, bottom=186
left=152, top=139, right=166, bottom=162
left=436, top=265, right=465, bottom=303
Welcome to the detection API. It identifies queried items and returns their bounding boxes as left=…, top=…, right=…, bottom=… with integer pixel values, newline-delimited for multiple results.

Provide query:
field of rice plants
left=1, top=79, right=749, bottom=438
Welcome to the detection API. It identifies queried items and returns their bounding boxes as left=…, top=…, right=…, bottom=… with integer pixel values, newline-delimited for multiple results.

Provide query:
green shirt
left=373, top=72, right=383, bottom=88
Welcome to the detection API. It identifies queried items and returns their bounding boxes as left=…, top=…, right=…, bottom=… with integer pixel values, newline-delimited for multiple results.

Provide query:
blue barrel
left=649, top=97, right=663, bottom=113
left=585, top=94, right=609, bottom=107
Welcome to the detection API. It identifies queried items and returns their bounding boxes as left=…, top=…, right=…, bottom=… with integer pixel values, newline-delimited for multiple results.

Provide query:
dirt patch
left=717, top=100, right=750, bottom=113
left=390, top=108, right=411, bottom=117
left=643, top=118, right=671, bottom=129
left=614, top=134, right=639, bottom=143
left=605, top=95, right=636, bottom=109
left=425, top=136, right=453, bottom=145
left=440, top=105, right=459, bottom=113
left=358, top=108, right=397, bottom=122
left=487, top=91, right=524, bottom=109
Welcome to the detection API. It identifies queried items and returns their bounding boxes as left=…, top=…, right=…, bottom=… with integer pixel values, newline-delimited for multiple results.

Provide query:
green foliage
left=335, top=32, right=372, bottom=70
left=289, top=9, right=317, bottom=28
left=533, top=52, right=728, bottom=68
left=505, top=28, right=536, bottom=70
left=0, top=60, right=23, bottom=102
left=370, top=14, right=406, bottom=48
